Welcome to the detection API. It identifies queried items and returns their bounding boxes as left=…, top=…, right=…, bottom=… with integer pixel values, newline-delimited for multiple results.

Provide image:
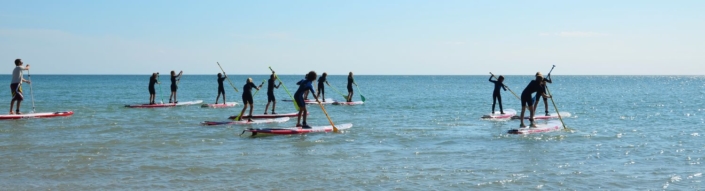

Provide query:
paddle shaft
left=158, top=74, right=164, bottom=104
left=355, top=84, right=366, bottom=102
left=268, top=67, right=299, bottom=111
left=217, top=62, right=239, bottom=92
left=316, top=99, right=338, bottom=132
left=545, top=85, right=567, bottom=130
left=26, top=69, right=35, bottom=113
left=489, top=72, right=521, bottom=100
left=327, top=83, right=348, bottom=100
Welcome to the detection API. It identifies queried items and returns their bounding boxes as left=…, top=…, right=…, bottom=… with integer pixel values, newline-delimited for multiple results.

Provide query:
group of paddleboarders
left=147, top=70, right=183, bottom=105
left=490, top=72, right=553, bottom=128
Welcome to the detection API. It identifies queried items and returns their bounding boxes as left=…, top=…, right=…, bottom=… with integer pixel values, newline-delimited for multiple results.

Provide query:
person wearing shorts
left=9, top=59, right=30, bottom=114
left=236, top=78, right=261, bottom=122
left=264, top=73, right=281, bottom=114
left=294, top=71, right=318, bottom=128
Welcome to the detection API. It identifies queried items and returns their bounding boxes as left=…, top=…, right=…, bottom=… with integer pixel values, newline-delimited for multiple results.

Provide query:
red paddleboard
left=241, top=123, right=353, bottom=136
left=507, top=121, right=563, bottom=134
left=0, top=111, right=74, bottom=120
left=332, top=101, right=364, bottom=105
left=481, top=109, right=517, bottom=119
left=201, top=102, right=238, bottom=108
left=228, top=112, right=308, bottom=119
left=511, top=112, right=571, bottom=120
left=125, top=100, right=203, bottom=108
left=201, top=117, right=289, bottom=126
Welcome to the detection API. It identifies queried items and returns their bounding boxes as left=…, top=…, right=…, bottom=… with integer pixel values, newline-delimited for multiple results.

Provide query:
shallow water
left=0, top=75, right=703, bottom=190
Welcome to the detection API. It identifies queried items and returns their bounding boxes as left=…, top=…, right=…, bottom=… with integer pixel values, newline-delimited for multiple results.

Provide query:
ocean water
left=0, top=75, right=703, bottom=190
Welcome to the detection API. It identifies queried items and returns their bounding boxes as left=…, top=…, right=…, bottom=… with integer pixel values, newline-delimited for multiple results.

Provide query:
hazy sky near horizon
left=1, top=0, right=703, bottom=75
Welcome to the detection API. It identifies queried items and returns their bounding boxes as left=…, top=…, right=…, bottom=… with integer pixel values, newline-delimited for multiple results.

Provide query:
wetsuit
left=170, top=76, right=178, bottom=92
left=347, top=76, right=354, bottom=93
left=242, top=81, right=256, bottom=104
left=533, top=78, right=552, bottom=111
left=489, top=76, right=507, bottom=113
left=295, top=79, right=315, bottom=108
left=149, top=77, right=158, bottom=94
left=317, top=76, right=326, bottom=100
left=267, top=78, right=276, bottom=102
left=217, top=76, right=226, bottom=95
left=521, top=80, right=544, bottom=107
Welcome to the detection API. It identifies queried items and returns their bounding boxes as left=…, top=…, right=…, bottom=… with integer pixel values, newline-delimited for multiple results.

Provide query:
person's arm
left=353, top=78, right=357, bottom=86
left=545, top=76, right=552, bottom=83
left=502, top=83, right=507, bottom=91
left=325, top=81, right=330, bottom=86
left=275, top=82, right=281, bottom=89
left=489, top=75, right=496, bottom=82
left=308, top=83, right=318, bottom=101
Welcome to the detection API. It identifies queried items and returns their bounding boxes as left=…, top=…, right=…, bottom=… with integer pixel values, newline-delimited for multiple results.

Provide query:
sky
left=1, top=0, right=703, bottom=75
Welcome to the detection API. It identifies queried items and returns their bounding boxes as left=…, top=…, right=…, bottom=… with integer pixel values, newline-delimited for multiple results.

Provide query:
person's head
left=306, top=71, right=317, bottom=81
left=322, top=72, right=327, bottom=77
left=535, top=72, right=542, bottom=77
left=14, top=59, right=22, bottom=66
left=498, top=75, right=504, bottom=82
left=270, top=73, right=275, bottom=79
left=348, top=71, right=353, bottom=77
left=152, top=73, right=158, bottom=78
left=535, top=73, right=544, bottom=82
left=247, top=78, right=253, bottom=83
left=171, top=70, right=176, bottom=76
left=217, top=73, right=222, bottom=78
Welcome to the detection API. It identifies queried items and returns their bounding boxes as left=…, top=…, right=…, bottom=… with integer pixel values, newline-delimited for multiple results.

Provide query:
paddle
left=489, top=72, right=520, bottom=100
left=315, top=98, right=338, bottom=132
left=327, top=83, right=348, bottom=101
left=157, top=73, right=164, bottom=104
left=355, top=84, right=366, bottom=102
left=217, top=62, right=239, bottom=92
left=268, top=67, right=299, bottom=111
left=545, top=86, right=568, bottom=130
left=26, top=68, right=35, bottom=113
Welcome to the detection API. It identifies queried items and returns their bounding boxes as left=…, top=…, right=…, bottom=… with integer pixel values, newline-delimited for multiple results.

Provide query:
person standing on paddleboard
left=237, top=78, right=262, bottom=122
left=264, top=72, right=282, bottom=114
left=9, top=59, right=30, bottom=114
left=295, top=71, right=319, bottom=128
left=519, top=73, right=551, bottom=128
left=316, top=72, right=330, bottom=101
left=489, top=74, right=507, bottom=114
left=346, top=71, right=357, bottom=102
left=148, top=73, right=160, bottom=105
left=168, top=70, right=183, bottom=103
left=215, top=73, right=227, bottom=104
left=532, top=73, right=553, bottom=116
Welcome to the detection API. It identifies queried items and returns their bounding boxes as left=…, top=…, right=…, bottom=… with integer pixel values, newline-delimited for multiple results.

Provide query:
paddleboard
left=201, top=102, right=239, bottom=108
left=201, top=117, right=289, bottom=126
left=511, top=112, right=571, bottom=120
left=332, top=101, right=364, bottom=105
left=507, top=120, right=563, bottom=134
left=282, top=98, right=336, bottom=104
left=241, top=123, right=353, bottom=136
left=228, top=112, right=307, bottom=119
left=481, top=109, right=517, bottom=119
left=125, top=100, right=204, bottom=108
left=0, top=111, right=74, bottom=120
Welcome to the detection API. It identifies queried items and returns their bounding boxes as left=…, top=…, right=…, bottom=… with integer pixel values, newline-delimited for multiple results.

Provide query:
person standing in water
left=489, top=74, right=507, bottom=114
left=533, top=73, right=553, bottom=116
left=346, top=72, right=357, bottom=102
left=264, top=72, right=282, bottom=114
left=169, top=70, right=183, bottom=103
left=316, top=72, right=330, bottom=101
left=294, top=71, right=318, bottom=128
left=519, top=73, right=551, bottom=128
left=236, top=78, right=262, bottom=122
left=9, top=59, right=30, bottom=114
left=149, top=73, right=160, bottom=105
left=215, top=73, right=227, bottom=104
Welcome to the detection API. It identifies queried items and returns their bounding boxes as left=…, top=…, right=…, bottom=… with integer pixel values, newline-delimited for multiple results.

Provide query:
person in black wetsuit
left=346, top=72, right=357, bottom=102
left=489, top=74, right=507, bottom=114
left=316, top=72, right=330, bottom=101
left=149, top=73, right=160, bottom=104
left=294, top=71, right=318, bottom=128
left=236, top=78, right=262, bottom=122
left=168, top=70, right=183, bottom=103
left=520, top=73, right=551, bottom=128
left=264, top=73, right=282, bottom=114
left=215, top=73, right=227, bottom=104
left=532, top=73, right=553, bottom=116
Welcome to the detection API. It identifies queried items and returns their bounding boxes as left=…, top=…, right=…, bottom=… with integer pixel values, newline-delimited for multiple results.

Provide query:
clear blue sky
left=1, top=0, right=703, bottom=75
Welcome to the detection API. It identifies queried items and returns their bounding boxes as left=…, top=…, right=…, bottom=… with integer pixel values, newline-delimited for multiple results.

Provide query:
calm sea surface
left=0, top=75, right=703, bottom=190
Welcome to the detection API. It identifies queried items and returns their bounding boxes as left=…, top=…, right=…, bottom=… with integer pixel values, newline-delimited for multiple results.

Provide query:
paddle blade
left=360, top=95, right=366, bottom=102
